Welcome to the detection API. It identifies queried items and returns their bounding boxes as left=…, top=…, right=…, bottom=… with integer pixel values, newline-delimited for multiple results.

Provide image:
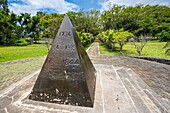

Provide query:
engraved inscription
left=55, top=45, right=60, bottom=49
left=59, top=31, right=71, bottom=37
left=65, top=45, right=75, bottom=50
left=53, top=45, right=60, bottom=50
left=63, top=58, right=79, bottom=65
left=53, top=45, right=76, bottom=51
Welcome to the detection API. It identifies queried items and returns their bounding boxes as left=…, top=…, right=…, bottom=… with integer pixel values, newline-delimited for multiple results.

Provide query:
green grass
left=84, top=43, right=92, bottom=50
left=0, top=44, right=48, bottom=62
left=0, top=43, right=91, bottom=62
left=0, top=57, right=45, bottom=90
left=100, top=41, right=170, bottom=59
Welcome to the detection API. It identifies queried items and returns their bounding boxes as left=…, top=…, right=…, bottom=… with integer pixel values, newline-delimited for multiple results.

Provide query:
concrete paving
left=0, top=42, right=169, bottom=113
left=90, top=42, right=170, bottom=101
left=0, top=64, right=169, bottom=113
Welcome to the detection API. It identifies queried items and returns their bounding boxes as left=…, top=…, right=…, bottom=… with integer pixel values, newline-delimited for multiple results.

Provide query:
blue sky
left=8, top=0, right=170, bottom=15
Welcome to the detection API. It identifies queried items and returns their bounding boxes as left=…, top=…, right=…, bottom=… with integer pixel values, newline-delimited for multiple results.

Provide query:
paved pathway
left=88, top=42, right=170, bottom=101
left=0, top=42, right=169, bottom=113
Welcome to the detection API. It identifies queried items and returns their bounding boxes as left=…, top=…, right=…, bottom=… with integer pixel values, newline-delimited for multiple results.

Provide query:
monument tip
left=62, top=13, right=73, bottom=27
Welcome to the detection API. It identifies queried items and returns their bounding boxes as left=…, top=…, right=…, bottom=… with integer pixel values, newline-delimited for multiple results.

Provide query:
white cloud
left=9, top=0, right=80, bottom=15
left=99, top=0, right=170, bottom=11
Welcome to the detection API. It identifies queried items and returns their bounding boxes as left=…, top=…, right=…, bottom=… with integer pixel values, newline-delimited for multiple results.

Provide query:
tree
left=14, top=12, right=32, bottom=44
left=29, top=12, right=46, bottom=43
left=100, top=4, right=125, bottom=30
left=114, top=28, right=134, bottom=52
left=0, top=0, right=9, bottom=14
left=0, top=0, right=16, bottom=45
left=130, top=35, right=147, bottom=56
left=40, top=13, right=64, bottom=39
left=67, top=10, right=101, bottom=36
left=98, top=30, right=116, bottom=50
left=39, top=13, right=64, bottom=51
left=0, top=10, right=17, bottom=45
left=100, top=4, right=170, bottom=37
left=105, top=30, right=116, bottom=50
left=98, top=28, right=133, bottom=53
left=21, top=13, right=32, bottom=38
left=156, top=30, right=170, bottom=42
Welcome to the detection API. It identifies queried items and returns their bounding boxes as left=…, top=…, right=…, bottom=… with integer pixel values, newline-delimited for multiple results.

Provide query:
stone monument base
left=29, top=80, right=92, bottom=107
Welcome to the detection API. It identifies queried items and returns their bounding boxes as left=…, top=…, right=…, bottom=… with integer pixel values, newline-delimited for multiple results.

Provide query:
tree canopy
left=100, top=4, right=170, bottom=39
left=0, top=1, right=170, bottom=48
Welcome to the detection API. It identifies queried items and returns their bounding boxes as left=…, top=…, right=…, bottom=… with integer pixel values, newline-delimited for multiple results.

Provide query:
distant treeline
left=0, top=0, right=170, bottom=46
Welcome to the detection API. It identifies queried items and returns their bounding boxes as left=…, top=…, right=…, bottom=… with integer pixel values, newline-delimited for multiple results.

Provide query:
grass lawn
left=99, top=41, right=170, bottom=59
left=0, top=43, right=91, bottom=62
left=0, top=44, right=48, bottom=62
left=0, top=57, right=45, bottom=90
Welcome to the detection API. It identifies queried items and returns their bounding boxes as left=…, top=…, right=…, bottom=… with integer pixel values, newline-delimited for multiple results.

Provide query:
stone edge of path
left=128, top=56, right=170, bottom=65
left=86, top=43, right=95, bottom=52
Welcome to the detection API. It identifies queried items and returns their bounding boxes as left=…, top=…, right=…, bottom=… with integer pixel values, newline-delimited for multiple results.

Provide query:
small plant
left=41, top=38, right=53, bottom=52
left=15, top=38, right=29, bottom=46
left=130, top=35, right=147, bottom=56
left=163, top=42, right=170, bottom=55
left=25, top=37, right=33, bottom=44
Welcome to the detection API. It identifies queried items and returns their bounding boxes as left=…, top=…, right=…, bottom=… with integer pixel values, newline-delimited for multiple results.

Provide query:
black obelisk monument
left=29, top=15, right=96, bottom=107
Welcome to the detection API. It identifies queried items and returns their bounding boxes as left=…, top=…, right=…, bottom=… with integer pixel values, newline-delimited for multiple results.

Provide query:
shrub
left=25, top=38, right=31, bottom=44
left=15, top=38, right=29, bottom=46
left=77, top=32, right=94, bottom=46
left=163, top=42, right=170, bottom=55
left=156, top=30, right=170, bottom=42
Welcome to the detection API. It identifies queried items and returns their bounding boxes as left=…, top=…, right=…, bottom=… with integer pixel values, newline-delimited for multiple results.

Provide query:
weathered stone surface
left=90, top=42, right=170, bottom=102
left=29, top=15, right=96, bottom=107
left=0, top=96, right=12, bottom=109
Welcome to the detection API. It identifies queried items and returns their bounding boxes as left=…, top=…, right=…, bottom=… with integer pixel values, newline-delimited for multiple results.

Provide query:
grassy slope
left=0, top=57, right=45, bottom=90
left=100, top=41, right=170, bottom=59
left=0, top=44, right=48, bottom=62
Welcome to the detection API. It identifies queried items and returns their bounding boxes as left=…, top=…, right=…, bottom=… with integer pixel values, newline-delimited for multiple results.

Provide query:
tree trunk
left=111, top=44, right=115, bottom=51
left=120, top=45, right=123, bottom=52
